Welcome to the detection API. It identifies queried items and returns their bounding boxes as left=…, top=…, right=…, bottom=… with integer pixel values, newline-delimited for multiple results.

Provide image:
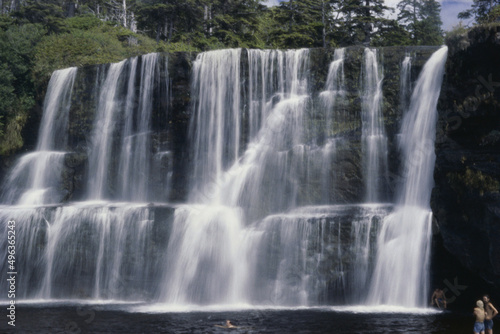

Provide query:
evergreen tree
left=335, top=0, right=390, bottom=45
left=371, top=19, right=411, bottom=46
left=13, top=0, right=67, bottom=33
left=272, top=0, right=325, bottom=48
left=397, top=0, right=419, bottom=37
left=417, top=0, right=442, bottom=45
left=397, top=0, right=442, bottom=45
left=208, top=0, right=266, bottom=47
left=135, top=0, right=204, bottom=43
left=458, top=0, right=500, bottom=23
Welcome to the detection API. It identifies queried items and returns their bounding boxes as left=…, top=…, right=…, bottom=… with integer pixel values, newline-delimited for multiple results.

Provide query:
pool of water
left=1, top=303, right=477, bottom=333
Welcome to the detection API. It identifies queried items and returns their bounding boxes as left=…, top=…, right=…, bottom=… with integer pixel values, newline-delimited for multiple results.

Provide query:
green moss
left=0, top=111, right=28, bottom=155
left=448, top=168, right=500, bottom=196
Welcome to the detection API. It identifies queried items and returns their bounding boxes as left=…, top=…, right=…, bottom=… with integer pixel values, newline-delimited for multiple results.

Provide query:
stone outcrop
left=432, top=24, right=500, bottom=296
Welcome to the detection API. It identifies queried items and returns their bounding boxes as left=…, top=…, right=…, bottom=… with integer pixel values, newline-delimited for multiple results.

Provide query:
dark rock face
left=432, top=25, right=500, bottom=295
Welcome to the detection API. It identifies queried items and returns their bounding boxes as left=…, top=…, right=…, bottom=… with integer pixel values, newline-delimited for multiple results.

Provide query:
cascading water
left=160, top=49, right=313, bottom=305
left=0, top=53, right=172, bottom=300
left=361, top=48, right=388, bottom=203
left=400, top=54, right=412, bottom=113
left=87, top=53, right=164, bottom=201
left=1, top=68, right=77, bottom=205
left=118, top=54, right=159, bottom=201
left=320, top=48, right=346, bottom=135
left=0, top=47, right=448, bottom=310
left=367, top=46, right=448, bottom=307
left=244, top=205, right=389, bottom=306
left=87, top=60, right=127, bottom=200
left=188, top=49, right=242, bottom=201
left=318, top=48, right=346, bottom=203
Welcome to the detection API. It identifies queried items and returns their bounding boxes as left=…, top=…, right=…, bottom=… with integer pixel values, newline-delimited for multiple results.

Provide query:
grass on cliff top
left=33, top=15, right=199, bottom=84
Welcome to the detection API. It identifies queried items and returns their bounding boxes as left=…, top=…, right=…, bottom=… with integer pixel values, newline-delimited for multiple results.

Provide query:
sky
left=262, top=0, right=474, bottom=31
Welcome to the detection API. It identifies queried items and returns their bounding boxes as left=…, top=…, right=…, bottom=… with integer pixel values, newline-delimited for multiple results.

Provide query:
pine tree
left=336, top=0, right=391, bottom=45
left=397, top=0, right=442, bottom=45
left=209, top=0, right=266, bottom=47
left=397, top=0, right=419, bottom=38
left=458, top=0, right=500, bottom=23
left=417, top=0, right=442, bottom=45
left=268, top=0, right=325, bottom=47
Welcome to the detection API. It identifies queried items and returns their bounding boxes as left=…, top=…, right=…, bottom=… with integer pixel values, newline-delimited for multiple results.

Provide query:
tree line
left=1, top=0, right=445, bottom=49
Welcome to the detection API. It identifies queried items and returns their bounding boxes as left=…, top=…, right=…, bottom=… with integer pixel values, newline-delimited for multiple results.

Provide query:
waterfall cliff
left=0, top=47, right=449, bottom=308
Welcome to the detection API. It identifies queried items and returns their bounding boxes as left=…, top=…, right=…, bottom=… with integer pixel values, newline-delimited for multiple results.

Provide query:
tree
left=397, top=0, right=419, bottom=38
left=458, top=0, right=500, bottom=23
left=13, top=0, right=67, bottom=33
left=371, top=19, right=411, bottom=46
left=417, top=0, right=442, bottom=45
left=334, top=0, right=391, bottom=45
left=208, top=0, right=266, bottom=47
left=397, top=0, right=442, bottom=45
left=270, top=0, right=330, bottom=48
left=135, top=0, right=204, bottom=43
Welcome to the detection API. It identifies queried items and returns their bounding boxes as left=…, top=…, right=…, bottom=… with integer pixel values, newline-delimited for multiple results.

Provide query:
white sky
left=263, top=0, right=474, bottom=31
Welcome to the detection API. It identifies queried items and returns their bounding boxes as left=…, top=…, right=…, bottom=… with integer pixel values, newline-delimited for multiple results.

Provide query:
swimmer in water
left=215, top=320, right=238, bottom=329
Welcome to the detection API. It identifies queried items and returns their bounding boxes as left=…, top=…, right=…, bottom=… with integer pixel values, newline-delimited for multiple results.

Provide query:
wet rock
left=432, top=24, right=500, bottom=292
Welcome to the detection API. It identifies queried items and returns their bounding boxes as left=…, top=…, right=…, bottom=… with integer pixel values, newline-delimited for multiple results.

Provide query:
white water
left=188, top=49, right=242, bottom=202
left=161, top=49, right=312, bottom=305
left=1, top=68, right=77, bottom=205
left=87, top=60, right=127, bottom=200
left=0, top=48, right=449, bottom=309
left=400, top=54, right=412, bottom=113
left=320, top=48, right=346, bottom=135
left=118, top=54, right=158, bottom=201
left=367, top=46, right=448, bottom=307
left=361, top=48, right=388, bottom=203
left=86, top=53, right=166, bottom=201
left=0, top=53, right=172, bottom=301
left=318, top=48, right=346, bottom=202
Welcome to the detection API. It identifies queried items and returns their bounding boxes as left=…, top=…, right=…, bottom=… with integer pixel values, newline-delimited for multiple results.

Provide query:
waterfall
left=0, top=53, right=172, bottom=301
left=367, top=46, right=448, bottom=307
left=87, top=60, right=128, bottom=200
left=318, top=48, right=345, bottom=202
left=361, top=48, right=388, bottom=203
left=0, top=204, right=161, bottom=300
left=400, top=54, right=412, bottom=113
left=118, top=54, right=159, bottom=201
left=1, top=67, right=77, bottom=205
left=160, top=49, right=312, bottom=305
left=244, top=205, right=388, bottom=306
left=320, top=48, right=346, bottom=135
left=0, top=47, right=447, bottom=309
left=87, top=53, right=164, bottom=201
left=188, top=49, right=242, bottom=202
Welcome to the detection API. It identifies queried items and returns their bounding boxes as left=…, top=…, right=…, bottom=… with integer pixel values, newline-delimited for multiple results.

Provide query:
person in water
left=431, top=288, right=447, bottom=309
left=225, top=320, right=236, bottom=328
left=483, top=295, right=498, bottom=334
left=475, top=300, right=487, bottom=334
